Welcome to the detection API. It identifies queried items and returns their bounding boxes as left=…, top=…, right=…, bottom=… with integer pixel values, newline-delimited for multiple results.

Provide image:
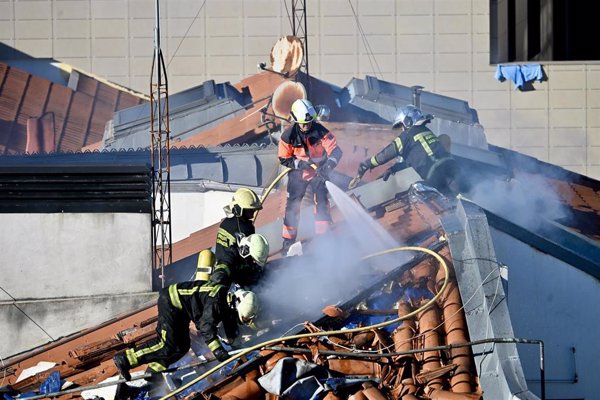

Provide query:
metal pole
left=150, top=0, right=172, bottom=287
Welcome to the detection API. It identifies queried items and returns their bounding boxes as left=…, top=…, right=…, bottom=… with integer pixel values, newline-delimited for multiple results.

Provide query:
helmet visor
left=240, top=313, right=256, bottom=325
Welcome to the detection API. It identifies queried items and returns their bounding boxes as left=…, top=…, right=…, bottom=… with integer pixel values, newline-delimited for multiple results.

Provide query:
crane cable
left=159, top=245, right=449, bottom=399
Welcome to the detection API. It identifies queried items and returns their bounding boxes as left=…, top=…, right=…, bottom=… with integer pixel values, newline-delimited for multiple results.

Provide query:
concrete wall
left=490, top=227, right=599, bottom=399
left=1, top=0, right=598, bottom=179
left=1, top=212, right=152, bottom=357
left=1, top=213, right=151, bottom=299
left=0, top=292, right=157, bottom=359
left=170, top=190, right=233, bottom=243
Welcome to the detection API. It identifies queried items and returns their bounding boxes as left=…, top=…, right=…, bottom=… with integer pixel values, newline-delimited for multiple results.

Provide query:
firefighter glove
left=382, top=167, right=394, bottom=181
left=296, top=159, right=317, bottom=171
left=222, top=336, right=241, bottom=349
left=318, top=159, right=337, bottom=179
left=383, top=162, right=404, bottom=181
left=213, top=347, right=230, bottom=362
left=358, top=160, right=372, bottom=176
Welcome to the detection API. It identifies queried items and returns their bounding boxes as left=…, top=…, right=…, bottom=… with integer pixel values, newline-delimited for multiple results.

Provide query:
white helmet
left=234, top=289, right=259, bottom=324
left=238, top=233, right=269, bottom=266
left=290, top=99, right=317, bottom=124
left=392, top=104, right=428, bottom=130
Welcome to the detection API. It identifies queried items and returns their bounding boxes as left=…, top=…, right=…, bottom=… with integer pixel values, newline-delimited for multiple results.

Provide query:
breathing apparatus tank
left=196, top=249, right=215, bottom=281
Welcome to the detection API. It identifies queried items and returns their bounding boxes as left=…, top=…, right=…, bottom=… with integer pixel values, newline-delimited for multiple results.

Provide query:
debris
left=15, top=362, right=55, bottom=383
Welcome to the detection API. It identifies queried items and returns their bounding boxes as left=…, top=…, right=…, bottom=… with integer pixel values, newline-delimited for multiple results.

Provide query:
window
left=490, top=0, right=600, bottom=63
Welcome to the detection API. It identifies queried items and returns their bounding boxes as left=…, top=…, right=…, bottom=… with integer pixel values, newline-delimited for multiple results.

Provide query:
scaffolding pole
left=291, top=0, right=310, bottom=97
left=150, top=0, right=172, bottom=287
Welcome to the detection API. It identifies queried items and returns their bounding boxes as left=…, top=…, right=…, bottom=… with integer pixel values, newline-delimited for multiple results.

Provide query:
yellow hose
left=159, top=245, right=449, bottom=399
left=255, top=166, right=291, bottom=219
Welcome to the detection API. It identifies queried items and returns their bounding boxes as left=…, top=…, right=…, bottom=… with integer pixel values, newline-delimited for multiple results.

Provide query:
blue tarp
left=342, top=285, right=434, bottom=333
left=4, top=371, right=62, bottom=400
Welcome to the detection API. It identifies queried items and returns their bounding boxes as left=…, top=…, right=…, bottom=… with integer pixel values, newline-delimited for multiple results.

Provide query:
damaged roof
left=1, top=62, right=600, bottom=400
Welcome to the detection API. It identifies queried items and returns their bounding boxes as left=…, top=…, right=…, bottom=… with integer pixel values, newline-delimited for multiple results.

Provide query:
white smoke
left=468, top=171, right=568, bottom=230
left=254, top=182, right=409, bottom=336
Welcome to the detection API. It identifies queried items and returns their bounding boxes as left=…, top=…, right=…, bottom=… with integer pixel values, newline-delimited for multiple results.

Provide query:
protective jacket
left=278, top=122, right=342, bottom=180
left=278, top=122, right=342, bottom=240
left=124, top=282, right=238, bottom=372
left=211, top=216, right=261, bottom=288
left=368, top=124, right=450, bottom=180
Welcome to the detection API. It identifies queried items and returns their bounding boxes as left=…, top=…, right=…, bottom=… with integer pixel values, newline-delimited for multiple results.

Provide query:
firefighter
left=278, top=99, right=342, bottom=255
left=112, top=284, right=259, bottom=381
left=209, top=188, right=268, bottom=288
left=356, top=104, right=464, bottom=195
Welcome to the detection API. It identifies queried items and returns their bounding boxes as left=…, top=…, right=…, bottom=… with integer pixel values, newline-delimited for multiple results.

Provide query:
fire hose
left=159, top=245, right=449, bottom=399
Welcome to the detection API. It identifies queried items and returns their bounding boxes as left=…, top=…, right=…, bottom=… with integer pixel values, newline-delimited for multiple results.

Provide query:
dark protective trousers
left=125, top=291, right=190, bottom=372
left=282, top=169, right=331, bottom=240
left=426, top=157, right=471, bottom=196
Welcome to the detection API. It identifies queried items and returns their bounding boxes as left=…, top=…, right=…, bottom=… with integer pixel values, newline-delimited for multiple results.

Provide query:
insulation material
left=15, top=361, right=56, bottom=383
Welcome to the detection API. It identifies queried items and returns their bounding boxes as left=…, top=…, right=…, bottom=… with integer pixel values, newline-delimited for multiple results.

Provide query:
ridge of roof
left=52, top=62, right=149, bottom=101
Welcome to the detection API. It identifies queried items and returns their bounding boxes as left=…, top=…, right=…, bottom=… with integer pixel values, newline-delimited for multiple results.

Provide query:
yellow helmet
left=226, top=188, right=262, bottom=218
left=238, top=233, right=269, bottom=266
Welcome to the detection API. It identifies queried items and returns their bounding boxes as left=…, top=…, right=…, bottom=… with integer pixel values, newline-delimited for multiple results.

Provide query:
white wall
left=1, top=213, right=151, bottom=299
left=169, top=191, right=233, bottom=243
left=490, top=227, right=599, bottom=399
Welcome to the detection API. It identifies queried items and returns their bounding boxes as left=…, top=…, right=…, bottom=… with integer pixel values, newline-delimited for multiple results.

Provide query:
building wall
left=0, top=212, right=153, bottom=357
left=491, top=227, right=599, bottom=399
left=1, top=0, right=598, bottom=179
left=170, top=190, right=233, bottom=243
left=1, top=293, right=158, bottom=359
left=1, top=213, right=151, bottom=299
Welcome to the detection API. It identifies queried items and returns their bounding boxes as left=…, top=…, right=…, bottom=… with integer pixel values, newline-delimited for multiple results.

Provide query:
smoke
left=254, top=182, right=410, bottom=337
left=467, top=171, right=569, bottom=230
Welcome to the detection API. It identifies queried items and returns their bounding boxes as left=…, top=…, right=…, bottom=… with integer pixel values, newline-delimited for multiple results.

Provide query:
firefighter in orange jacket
left=278, top=99, right=342, bottom=255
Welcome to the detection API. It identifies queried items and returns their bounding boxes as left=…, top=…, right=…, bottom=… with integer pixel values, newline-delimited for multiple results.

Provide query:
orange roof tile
left=0, top=62, right=146, bottom=154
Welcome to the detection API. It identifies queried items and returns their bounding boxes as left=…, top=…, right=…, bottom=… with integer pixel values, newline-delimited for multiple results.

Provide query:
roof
left=0, top=62, right=146, bottom=154
left=2, top=65, right=600, bottom=399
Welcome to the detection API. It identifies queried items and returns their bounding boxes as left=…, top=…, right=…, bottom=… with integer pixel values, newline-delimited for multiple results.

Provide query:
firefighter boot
left=281, top=238, right=294, bottom=256
left=113, top=352, right=132, bottom=381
